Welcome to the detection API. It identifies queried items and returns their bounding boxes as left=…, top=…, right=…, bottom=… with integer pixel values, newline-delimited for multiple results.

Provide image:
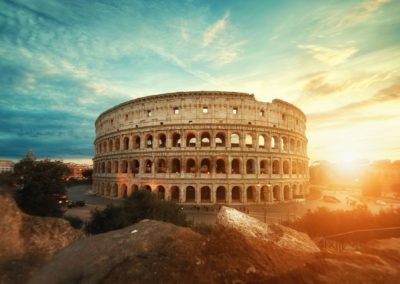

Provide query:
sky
left=0, top=0, right=399, bottom=165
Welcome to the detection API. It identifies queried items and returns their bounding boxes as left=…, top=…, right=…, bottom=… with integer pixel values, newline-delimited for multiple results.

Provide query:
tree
left=14, top=153, right=71, bottom=217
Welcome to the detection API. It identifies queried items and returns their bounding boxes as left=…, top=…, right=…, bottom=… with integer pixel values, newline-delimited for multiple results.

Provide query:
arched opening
left=157, top=186, right=165, bottom=200
left=145, top=159, right=152, bottom=173
left=281, top=136, right=288, bottom=152
left=106, top=184, right=111, bottom=196
left=123, top=137, right=129, bottom=150
left=121, top=160, right=128, bottom=173
left=283, top=160, right=289, bottom=174
left=131, top=160, right=139, bottom=174
left=247, top=186, right=256, bottom=202
left=186, top=159, right=196, bottom=173
left=216, top=186, right=226, bottom=202
left=297, top=140, right=301, bottom=152
left=299, top=185, right=304, bottom=196
left=231, top=186, right=241, bottom=202
left=272, top=160, right=280, bottom=174
left=201, top=132, right=211, bottom=147
left=113, top=161, right=119, bottom=173
left=273, top=185, right=280, bottom=201
left=290, top=138, right=295, bottom=151
left=106, top=161, right=111, bottom=173
left=170, top=186, right=180, bottom=201
left=112, top=184, right=118, bottom=197
left=120, top=184, right=128, bottom=198
left=185, top=186, right=195, bottom=202
left=143, top=185, right=152, bottom=192
left=158, top=133, right=166, bottom=148
left=216, top=159, right=226, bottom=174
left=101, top=162, right=105, bottom=173
left=258, top=135, right=265, bottom=149
left=115, top=138, right=120, bottom=151
left=260, top=160, right=268, bottom=174
left=231, top=159, right=241, bottom=174
left=271, top=136, right=278, bottom=149
left=132, top=184, right=139, bottom=193
left=108, top=140, right=113, bottom=152
left=215, top=133, right=226, bottom=147
left=157, top=159, right=167, bottom=173
left=103, top=142, right=107, bottom=153
left=186, top=133, right=196, bottom=147
left=284, top=185, right=290, bottom=200
left=230, top=133, right=240, bottom=148
left=146, top=134, right=153, bottom=148
left=260, top=186, right=270, bottom=202
left=171, top=158, right=181, bottom=173
left=245, top=134, right=253, bottom=148
left=172, top=132, right=181, bottom=147
left=201, top=186, right=211, bottom=202
left=246, top=159, right=255, bottom=174
left=292, top=161, right=297, bottom=174
left=200, top=158, right=211, bottom=174
left=133, top=135, right=141, bottom=149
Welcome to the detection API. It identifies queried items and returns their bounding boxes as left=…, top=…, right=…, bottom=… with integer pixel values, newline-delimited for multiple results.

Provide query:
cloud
left=203, top=12, right=230, bottom=47
left=308, top=83, right=400, bottom=120
left=298, top=44, right=358, bottom=65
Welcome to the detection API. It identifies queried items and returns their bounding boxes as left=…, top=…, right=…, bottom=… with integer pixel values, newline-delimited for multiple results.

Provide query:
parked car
left=67, top=200, right=86, bottom=208
left=323, top=195, right=340, bottom=203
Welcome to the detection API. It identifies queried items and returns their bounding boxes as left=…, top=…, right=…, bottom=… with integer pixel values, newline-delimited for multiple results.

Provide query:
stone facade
left=92, top=91, right=309, bottom=204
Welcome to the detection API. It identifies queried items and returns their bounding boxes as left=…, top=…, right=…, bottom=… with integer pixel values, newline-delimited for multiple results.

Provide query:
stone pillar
left=195, top=186, right=200, bottom=204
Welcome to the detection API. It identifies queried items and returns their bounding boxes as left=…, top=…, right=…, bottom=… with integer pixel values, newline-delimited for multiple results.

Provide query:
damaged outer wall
left=92, top=91, right=309, bottom=204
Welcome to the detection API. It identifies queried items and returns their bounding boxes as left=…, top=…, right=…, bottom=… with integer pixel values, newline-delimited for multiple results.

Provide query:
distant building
left=0, top=160, right=14, bottom=173
left=65, top=163, right=92, bottom=180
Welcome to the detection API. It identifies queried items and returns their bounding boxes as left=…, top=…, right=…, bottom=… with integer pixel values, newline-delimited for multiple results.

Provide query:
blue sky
left=0, top=0, right=399, bottom=164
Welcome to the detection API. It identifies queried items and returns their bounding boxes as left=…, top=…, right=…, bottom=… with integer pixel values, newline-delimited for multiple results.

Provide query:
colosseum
left=92, top=91, right=309, bottom=205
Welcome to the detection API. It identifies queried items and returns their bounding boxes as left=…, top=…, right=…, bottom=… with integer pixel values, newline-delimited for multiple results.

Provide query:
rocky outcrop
left=30, top=206, right=321, bottom=284
left=0, top=190, right=83, bottom=284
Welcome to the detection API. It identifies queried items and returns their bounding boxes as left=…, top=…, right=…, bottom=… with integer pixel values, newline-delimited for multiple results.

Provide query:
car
left=323, top=195, right=340, bottom=203
left=67, top=200, right=86, bottom=208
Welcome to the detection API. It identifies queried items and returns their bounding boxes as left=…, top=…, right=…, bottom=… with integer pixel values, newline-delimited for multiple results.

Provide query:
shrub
left=86, top=190, right=187, bottom=234
left=64, top=216, right=84, bottom=229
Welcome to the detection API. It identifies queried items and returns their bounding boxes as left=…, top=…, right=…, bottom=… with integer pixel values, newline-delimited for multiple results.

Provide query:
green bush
left=86, top=190, right=187, bottom=234
left=64, top=215, right=84, bottom=229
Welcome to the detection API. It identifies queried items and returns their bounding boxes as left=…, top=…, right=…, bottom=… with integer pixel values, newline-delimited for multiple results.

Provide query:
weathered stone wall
left=92, top=91, right=309, bottom=204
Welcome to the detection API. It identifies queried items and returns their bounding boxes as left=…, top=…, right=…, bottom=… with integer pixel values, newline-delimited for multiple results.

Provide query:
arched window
left=121, top=160, right=128, bottom=173
left=260, top=160, right=268, bottom=174
left=215, top=133, right=225, bottom=147
left=158, top=133, right=166, bottom=148
left=145, top=159, right=152, bottom=173
left=112, top=184, right=118, bottom=197
left=131, top=160, right=139, bottom=174
left=170, top=186, right=180, bottom=201
left=186, top=159, right=196, bottom=173
left=103, top=141, right=107, bottom=153
left=115, top=138, right=120, bottom=151
left=246, top=159, right=255, bottom=174
left=146, top=135, right=153, bottom=148
left=271, top=136, right=278, bottom=149
left=216, top=159, right=226, bottom=174
left=284, top=185, right=290, bottom=200
left=157, top=159, right=166, bottom=173
left=231, top=186, right=241, bottom=202
left=201, top=132, right=211, bottom=147
left=171, top=158, right=181, bottom=173
left=290, top=138, right=295, bottom=152
left=200, top=158, right=211, bottom=174
left=133, top=135, right=141, bottom=149
left=201, top=186, right=211, bottom=202
left=273, top=185, right=280, bottom=201
left=108, top=140, right=113, bottom=152
left=120, top=184, right=128, bottom=198
left=245, top=134, right=253, bottom=148
left=107, top=161, right=111, bottom=173
left=157, top=186, right=165, bottom=200
left=283, top=160, right=289, bottom=174
left=292, top=161, right=297, bottom=174
left=247, top=186, right=256, bottom=202
left=230, top=133, right=240, bottom=147
left=186, top=186, right=195, bottom=202
left=172, top=133, right=181, bottom=147
left=101, top=162, right=105, bottom=173
left=272, top=160, right=280, bottom=174
left=113, top=161, right=119, bottom=173
left=231, top=159, right=241, bottom=174
left=281, top=136, right=288, bottom=152
left=123, top=137, right=129, bottom=150
left=258, top=135, right=265, bottom=149
left=216, top=186, right=226, bottom=202
left=186, top=133, right=196, bottom=147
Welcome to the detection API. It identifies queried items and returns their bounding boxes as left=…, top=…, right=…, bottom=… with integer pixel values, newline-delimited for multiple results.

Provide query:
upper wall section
left=95, top=91, right=307, bottom=137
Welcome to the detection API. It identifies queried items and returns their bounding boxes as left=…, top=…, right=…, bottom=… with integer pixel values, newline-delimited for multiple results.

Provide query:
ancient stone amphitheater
left=92, top=91, right=309, bottom=204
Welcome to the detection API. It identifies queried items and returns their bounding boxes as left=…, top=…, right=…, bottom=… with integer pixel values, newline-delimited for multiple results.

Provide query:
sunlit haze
left=0, top=0, right=399, bottom=164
